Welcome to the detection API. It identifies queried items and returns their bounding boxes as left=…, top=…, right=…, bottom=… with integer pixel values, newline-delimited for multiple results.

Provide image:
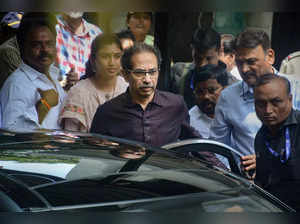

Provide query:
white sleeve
left=1, top=81, right=40, bottom=130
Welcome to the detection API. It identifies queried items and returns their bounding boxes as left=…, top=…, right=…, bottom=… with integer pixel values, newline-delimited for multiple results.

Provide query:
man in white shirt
left=0, top=12, right=66, bottom=131
left=189, top=63, right=229, bottom=138
left=219, top=33, right=242, bottom=81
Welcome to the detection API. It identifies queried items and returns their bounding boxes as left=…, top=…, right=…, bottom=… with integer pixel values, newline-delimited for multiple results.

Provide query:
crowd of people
left=0, top=12, right=300, bottom=211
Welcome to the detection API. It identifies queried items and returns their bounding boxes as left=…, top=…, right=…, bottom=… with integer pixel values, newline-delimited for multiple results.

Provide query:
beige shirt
left=59, top=76, right=128, bottom=132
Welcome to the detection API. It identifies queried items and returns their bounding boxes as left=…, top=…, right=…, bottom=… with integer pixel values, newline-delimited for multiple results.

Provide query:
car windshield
left=0, top=131, right=286, bottom=212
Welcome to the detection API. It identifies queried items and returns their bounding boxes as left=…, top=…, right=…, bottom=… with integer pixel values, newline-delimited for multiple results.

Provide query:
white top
left=0, top=62, right=66, bottom=131
left=189, top=105, right=213, bottom=138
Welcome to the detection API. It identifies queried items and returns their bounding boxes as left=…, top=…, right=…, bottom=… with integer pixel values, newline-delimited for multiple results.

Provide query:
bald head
left=254, top=74, right=292, bottom=132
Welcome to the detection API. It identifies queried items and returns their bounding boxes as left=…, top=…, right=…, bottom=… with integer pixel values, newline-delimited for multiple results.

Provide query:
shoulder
left=278, top=73, right=300, bottom=93
left=66, top=79, right=93, bottom=100
left=158, top=90, right=184, bottom=103
left=220, top=81, right=242, bottom=99
left=280, top=51, right=300, bottom=74
left=84, top=20, right=102, bottom=35
left=5, top=67, right=28, bottom=84
left=99, top=92, right=127, bottom=111
left=1, top=68, right=32, bottom=98
left=156, top=91, right=187, bottom=111
left=69, top=78, right=92, bottom=92
left=189, top=105, right=199, bottom=116
left=144, top=35, right=154, bottom=46
left=116, top=76, right=129, bottom=89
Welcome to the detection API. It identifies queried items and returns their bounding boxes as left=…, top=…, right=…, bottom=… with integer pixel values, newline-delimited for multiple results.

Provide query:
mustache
left=242, top=71, right=257, bottom=77
left=139, top=84, right=154, bottom=89
left=200, top=99, right=215, bottom=107
left=38, top=52, right=54, bottom=60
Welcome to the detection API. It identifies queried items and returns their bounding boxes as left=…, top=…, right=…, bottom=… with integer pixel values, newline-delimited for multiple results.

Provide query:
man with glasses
left=189, top=64, right=228, bottom=138
left=210, top=29, right=300, bottom=178
left=90, top=42, right=201, bottom=147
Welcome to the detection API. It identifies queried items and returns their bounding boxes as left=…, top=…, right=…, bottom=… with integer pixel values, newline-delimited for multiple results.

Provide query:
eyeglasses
left=194, top=87, right=221, bottom=96
left=128, top=68, right=159, bottom=79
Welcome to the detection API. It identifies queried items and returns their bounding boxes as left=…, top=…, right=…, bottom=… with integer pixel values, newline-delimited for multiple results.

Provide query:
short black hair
left=17, top=12, right=57, bottom=58
left=121, top=42, right=161, bottom=72
left=85, top=33, right=122, bottom=77
left=116, top=29, right=136, bottom=42
left=126, top=12, right=153, bottom=23
left=254, top=73, right=291, bottom=96
left=221, top=34, right=235, bottom=55
left=193, top=63, right=229, bottom=88
left=191, top=28, right=221, bottom=53
left=234, top=29, right=271, bottom=52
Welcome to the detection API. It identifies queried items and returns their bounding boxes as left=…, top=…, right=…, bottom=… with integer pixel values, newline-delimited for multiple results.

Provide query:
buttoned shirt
left=189, top=105, right=230, bottom=168
left=189, top=105, right=213, bottom=138
left=55, top=15, right=102, bottom=82
left=210, top=70, right=300, bottom=156
left=255, top=109, right=300, bottom=210
left=0, top=62, right=66, bottom=130
left=90, top=89, right=201, bottom=147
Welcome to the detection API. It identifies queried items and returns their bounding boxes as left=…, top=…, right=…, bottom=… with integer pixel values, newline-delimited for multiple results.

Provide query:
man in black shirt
left=254, top=74, right=300, bottom=211
left=90, top=43, right=226, bottom=169
left=90, top=43, right=200, bottom=147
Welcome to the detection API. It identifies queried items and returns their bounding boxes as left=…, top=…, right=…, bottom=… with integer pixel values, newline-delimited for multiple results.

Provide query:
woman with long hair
left=59, top=33, right=128, bottom=132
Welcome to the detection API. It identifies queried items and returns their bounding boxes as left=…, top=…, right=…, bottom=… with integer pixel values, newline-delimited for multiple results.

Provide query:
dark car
left=0, top=129, right=294, bottom=212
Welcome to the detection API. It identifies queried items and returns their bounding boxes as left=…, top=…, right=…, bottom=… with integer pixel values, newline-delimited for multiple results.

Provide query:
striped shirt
left=55, top=15, right=102, bottom=82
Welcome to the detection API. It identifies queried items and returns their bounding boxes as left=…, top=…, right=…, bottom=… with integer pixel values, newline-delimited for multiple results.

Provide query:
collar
left=196, top=106, right=213, bottom=121
left=124, top=89, right=164, bottom=108
left=56, top=15, right=90, bottom=37
left=20, top=62, right=59, bottom=82
left=272, top=67, right=279, bottom=75
left=240, top=81, right=253, bottom=97
left=261, top=109, right=298, bottom=138
left=239, top=66, right=278, bottom=98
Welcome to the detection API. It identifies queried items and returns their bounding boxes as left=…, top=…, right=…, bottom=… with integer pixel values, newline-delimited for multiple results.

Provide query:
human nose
left=201, top=90, right=211, bottom=99
left=265, top=102, right=273, bottom=114
left=107, top=55, right=114, bottom=65
left=142, top=72, right=152, bottom=82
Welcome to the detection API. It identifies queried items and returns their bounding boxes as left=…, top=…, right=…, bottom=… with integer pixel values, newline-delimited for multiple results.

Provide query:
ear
left=122, top=69, right=130, bottom=83
left=265, top=48, right=275, bottom=65
left=288, top=94, right=293, bottom=103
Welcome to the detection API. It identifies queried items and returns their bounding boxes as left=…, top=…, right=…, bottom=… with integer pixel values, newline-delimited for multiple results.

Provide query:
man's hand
left=64, top=68, right=79, bottom=91
left=241, top=154, right=256, bottom=179
left=36, top=88, right=59, bottom=124
left=37, top=88, right=58, bottom=107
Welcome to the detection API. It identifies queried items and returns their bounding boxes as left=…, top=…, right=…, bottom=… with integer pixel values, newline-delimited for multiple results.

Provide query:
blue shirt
left=0, top=62, right=66, bottom=131
left=210, top=72, right=300, bottom=156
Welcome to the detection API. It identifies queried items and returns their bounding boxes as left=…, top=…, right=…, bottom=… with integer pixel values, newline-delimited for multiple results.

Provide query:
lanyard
left=265, top=128, right=291, bottom=163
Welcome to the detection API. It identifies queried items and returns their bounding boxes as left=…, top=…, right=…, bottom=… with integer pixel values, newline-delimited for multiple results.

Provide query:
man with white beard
left=56, top=12, right=102, bottom=90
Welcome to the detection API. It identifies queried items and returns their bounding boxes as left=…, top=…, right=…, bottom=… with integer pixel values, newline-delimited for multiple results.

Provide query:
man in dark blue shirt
left=254, top=74, right=300, bottom=211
